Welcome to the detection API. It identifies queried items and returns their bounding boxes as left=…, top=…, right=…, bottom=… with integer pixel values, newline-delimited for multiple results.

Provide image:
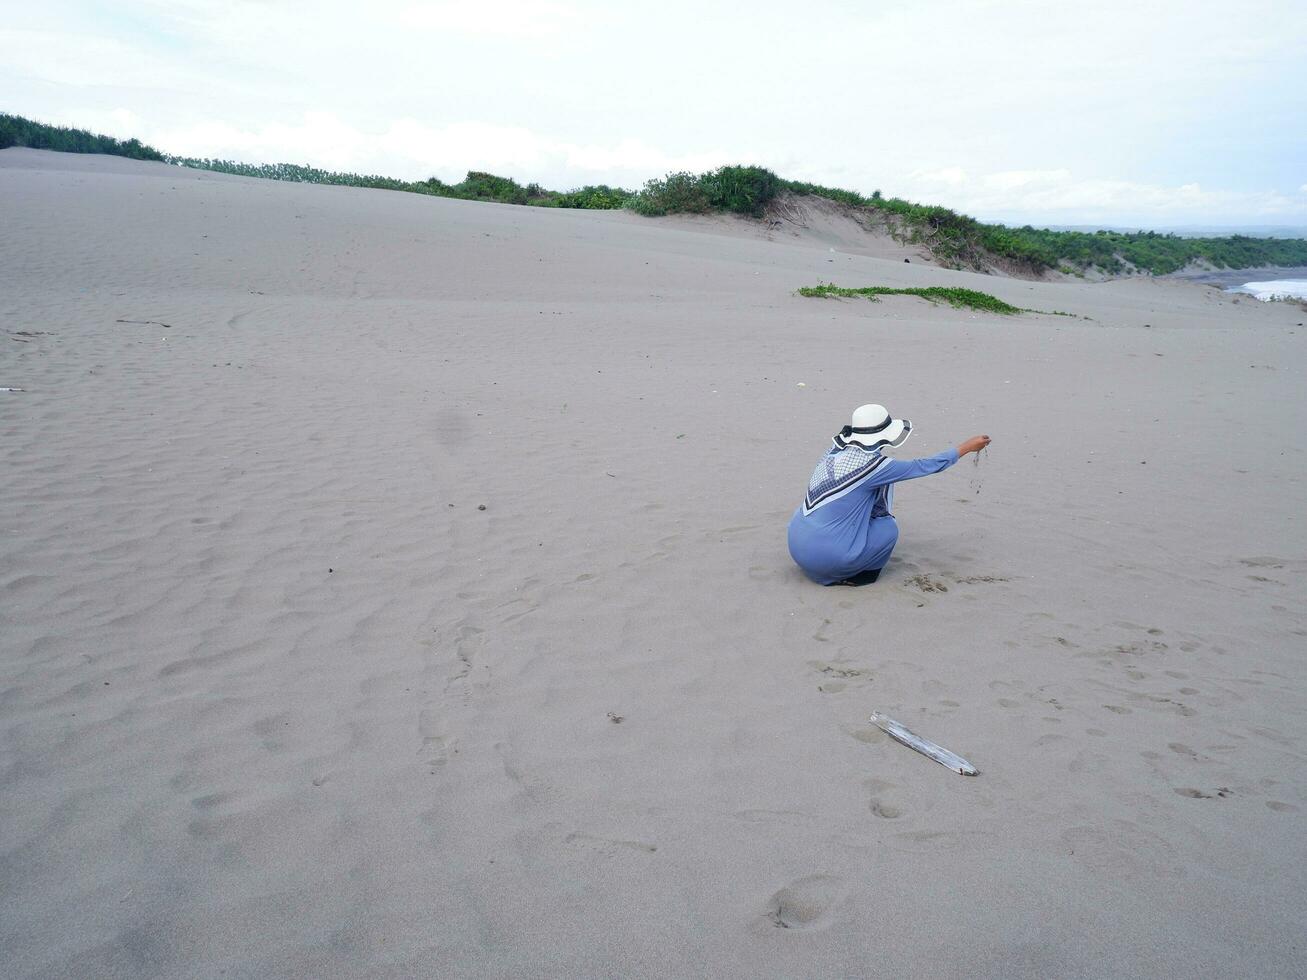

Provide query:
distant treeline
left=165, top=157, right=633, bottom=210
left=6, top=112, right=1307, bottom=276
left=0, top=113, right=632, bottom=208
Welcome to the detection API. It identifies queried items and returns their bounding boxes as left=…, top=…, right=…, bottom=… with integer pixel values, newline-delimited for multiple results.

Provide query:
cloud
left=899, top=167, right=1303, bottom=224
left=397, top=1, right=580, bottom=36
left=79, top=110, right=731, bottom=188
left=38, top=105, right=1307, bottom=224
left=0, top=29, right=195, bottom=89
left=7, top=1, right=1304, bottom=224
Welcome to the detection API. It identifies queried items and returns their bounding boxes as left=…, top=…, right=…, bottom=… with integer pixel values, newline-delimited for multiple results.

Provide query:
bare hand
left=958, top=435, right=991, bottom=456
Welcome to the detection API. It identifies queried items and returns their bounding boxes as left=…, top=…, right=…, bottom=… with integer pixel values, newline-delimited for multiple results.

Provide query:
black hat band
left=841, top=416, right=892, bottom=438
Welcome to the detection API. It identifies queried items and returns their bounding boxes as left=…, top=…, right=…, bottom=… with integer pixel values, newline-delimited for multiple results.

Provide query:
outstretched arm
left=870, top=435, right=991, bottom=485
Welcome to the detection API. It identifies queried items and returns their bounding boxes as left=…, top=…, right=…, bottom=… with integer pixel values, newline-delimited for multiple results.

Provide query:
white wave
left=1230, top=280, right=1307, bottom=301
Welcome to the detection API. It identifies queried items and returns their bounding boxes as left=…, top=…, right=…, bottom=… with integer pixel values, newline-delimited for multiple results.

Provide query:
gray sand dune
left=3, top=148, right=1305, bottom=979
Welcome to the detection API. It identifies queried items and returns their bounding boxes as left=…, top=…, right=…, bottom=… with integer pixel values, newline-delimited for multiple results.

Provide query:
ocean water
left=1228, top=279, right=1307, bottom=301
left=1171, top=265, right=1307, bottom=301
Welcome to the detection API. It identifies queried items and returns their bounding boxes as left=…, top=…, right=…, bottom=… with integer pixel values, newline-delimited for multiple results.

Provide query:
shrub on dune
left=630, top=171, right=712, bottom=216
left=0, top=112, right=165, bottom=161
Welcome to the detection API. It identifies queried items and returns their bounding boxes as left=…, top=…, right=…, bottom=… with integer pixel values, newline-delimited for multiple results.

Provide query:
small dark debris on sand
left=116, top=318, right=172, bottom=328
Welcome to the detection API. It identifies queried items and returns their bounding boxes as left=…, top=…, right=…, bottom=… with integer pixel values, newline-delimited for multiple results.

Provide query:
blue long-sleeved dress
left=787, top=445, right=958, bottom=584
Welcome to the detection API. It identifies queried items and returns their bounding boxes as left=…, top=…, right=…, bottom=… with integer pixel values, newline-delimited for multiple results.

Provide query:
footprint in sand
left=446, top=624, right=484, bottom=688
left=191, top=791, right=234, bottom=810
left=844, top=725, right=885, bottom=745
left=1174, top=787, right=1232, bottom=799
left=418, top=701, right=458, bottom=768
left=1146, top=695, right=1197, bottom=717
left=865, top=778, right=904, bottom=820
left=764, top=874, right=848, bottom=930
left=1068, top=751, right=1108, bottom=774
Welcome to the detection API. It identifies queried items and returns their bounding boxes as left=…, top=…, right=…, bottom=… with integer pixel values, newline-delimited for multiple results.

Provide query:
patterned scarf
left=802, top=441, right=890, bottom=515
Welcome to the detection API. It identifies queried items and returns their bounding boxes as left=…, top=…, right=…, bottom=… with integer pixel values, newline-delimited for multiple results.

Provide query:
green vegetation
left=0, top=114, right=632, bottom=209
left=6, top=111, right=1306, bottom=276
left=631, top=165, right=780, bottom=216
left=546, top=184, right=632, bottom=209
left=1, top=112, right=164, bottom=161
left=628, top=166, right=1307, bottom=276
left=163, top=157, right=634, bottom=208
left=798, top=284, right=1026, bottom=314
left=964, top=224, right=1307, bottom=276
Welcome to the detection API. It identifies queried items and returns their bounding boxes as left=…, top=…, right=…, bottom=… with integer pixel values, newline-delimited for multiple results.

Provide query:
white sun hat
left=834, top=403, right=911, bottom=450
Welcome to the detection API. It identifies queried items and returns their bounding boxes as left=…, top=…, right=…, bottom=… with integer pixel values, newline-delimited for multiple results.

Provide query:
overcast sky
left=3, top=0, right=1304, bottom=226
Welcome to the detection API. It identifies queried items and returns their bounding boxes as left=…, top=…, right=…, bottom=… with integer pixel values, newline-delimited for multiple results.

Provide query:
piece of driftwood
left=870, top=712, right=979, bottom=776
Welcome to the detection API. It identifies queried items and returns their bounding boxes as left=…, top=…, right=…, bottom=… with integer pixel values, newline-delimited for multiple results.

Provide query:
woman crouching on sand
left=788, top=404, right=990, bottom=585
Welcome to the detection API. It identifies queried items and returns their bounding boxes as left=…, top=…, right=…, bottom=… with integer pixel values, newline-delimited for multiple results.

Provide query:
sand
left=2, top=147, right=1305, bottom=979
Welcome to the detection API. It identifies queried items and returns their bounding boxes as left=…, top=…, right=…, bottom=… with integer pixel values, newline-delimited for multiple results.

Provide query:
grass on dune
left=1, top=111, right=164, bottom=161
left=798, top=284, right=1026, bottom=314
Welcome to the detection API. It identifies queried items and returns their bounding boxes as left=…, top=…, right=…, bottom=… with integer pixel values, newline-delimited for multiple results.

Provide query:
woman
left=787, top=404, right=990, bottom=585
